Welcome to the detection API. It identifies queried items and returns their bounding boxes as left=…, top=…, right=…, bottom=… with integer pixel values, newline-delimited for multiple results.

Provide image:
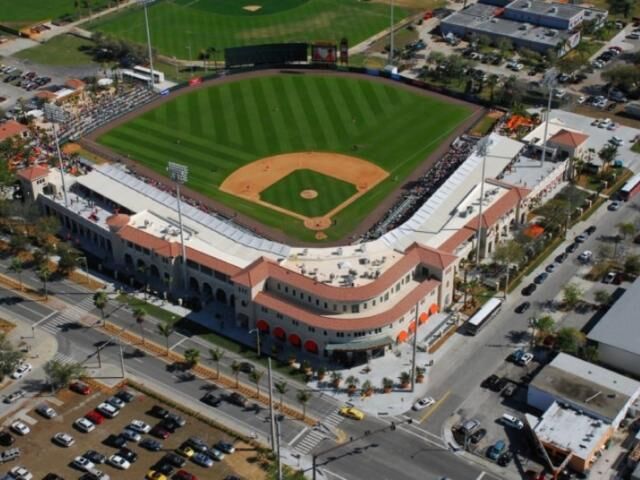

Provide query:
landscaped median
left=101, top=320, right=318, bottom=427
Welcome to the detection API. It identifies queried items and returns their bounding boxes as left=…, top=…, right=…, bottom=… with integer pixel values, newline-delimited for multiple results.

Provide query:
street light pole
left=44, top=104, right=68, bottom=208
left=167, top=162, right=189, bottom=292
left=388, top=0, right=395, bottom=65
left=249, top=328, right=261, bottom=357
left=410, top=301, right=419, bottom=392
left=140, top=0, right=156, bottom=90
left=267, top=358, right=278, bottom=471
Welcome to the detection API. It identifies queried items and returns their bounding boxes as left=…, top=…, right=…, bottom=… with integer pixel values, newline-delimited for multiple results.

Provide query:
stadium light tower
left=540, top=67, right=558, bottom=168
left=44, top=103, right=69, bottom=208
left=475, top=136, right=493, bottom=266
left=139, top=0, right=156, bottom=89
left=388, top=0, right=395, bottom=65
left=167, top=162, right=189, bottom=292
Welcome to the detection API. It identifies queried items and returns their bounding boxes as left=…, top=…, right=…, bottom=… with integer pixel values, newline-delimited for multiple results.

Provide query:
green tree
left=0, top=334, right=25, bottom=381
left=534, top=315, right=556, bottom=338
left=345, top=375, right=359, bottom=389
left=33, top=215, right=60, bottom=247
left=399, top=371, right=411, bottom=387
left=594, top=289, right=612, bottom=306
left=249, top=369, right=264, bottom=398
left=487, top=74, right=499, bottom=103
left=563, top=283, right=583, bottom=309
left=93, top=291, right=108, bottom=323
left=296, top=390, right=311, bottom=420
left=617, top=222, right=636, bottom=240
left=133, top=307, right=146, bottom=345
left=598, top=144, right=618, bottom=171
left=157, top=323, right=174, bottom=355
left=184, top=348, right=200, bottom=369
left=44, top=359, right=86, bottom=390
left=330, top=371, right=342, bottom=388
left=38, top=265, right=51, bottom=300
left=602, top=64, right=640, bottom=91
left=625, top=254, right=640, bottom=276
left=582, top=345, right=599, bottom=363
left=8, top=233, right=27, bottom=255
left=231, top=360, right=241, bottom=388
left=8, top=259, right=23, bottom=292
left=208, top=347, right=224, bottom=379
left=275, top=380, right=288, bottom=411
left=493, top=240, right=525, bottom=295
left=555, top=327, right=585, bottom=354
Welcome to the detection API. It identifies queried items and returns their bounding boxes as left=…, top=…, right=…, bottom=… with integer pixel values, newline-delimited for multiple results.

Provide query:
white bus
left=465, top=298, right=503, bottom=335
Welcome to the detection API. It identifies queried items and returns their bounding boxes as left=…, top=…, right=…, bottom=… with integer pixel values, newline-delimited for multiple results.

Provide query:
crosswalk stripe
left=291, top=410, right=344, bottom=454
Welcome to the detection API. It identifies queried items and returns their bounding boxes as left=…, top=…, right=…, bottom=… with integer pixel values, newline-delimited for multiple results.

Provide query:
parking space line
left=420, top=390, right=450, bottom=424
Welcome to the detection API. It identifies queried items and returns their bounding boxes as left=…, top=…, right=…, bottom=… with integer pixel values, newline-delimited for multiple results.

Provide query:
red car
left=150, top=424, right=170, bottom=439
left=85, top=411, right=104, bottom=425
left=174, top=470, right=198, bottom=480
left=70, top=381, right=91, bottom=395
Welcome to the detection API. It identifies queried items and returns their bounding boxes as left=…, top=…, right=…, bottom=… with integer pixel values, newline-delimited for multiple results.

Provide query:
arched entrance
left=273, top=327, right=286, bottom=341
left=256, top=320, right=269, bottom=334
left=304, top=340, right=318, bottom=354
left=289, top=334, right=301, bottom=348
left=136, top=259, right=146, bottom=270
left=202, top=282, right=213, bottom=298
left=189, top=277, right=200, bottom=292
left=124, top=254, right=133, bottom=266
left=216, top=289, right=227, bottom=304
left=150, top=264, right=160, bottom=278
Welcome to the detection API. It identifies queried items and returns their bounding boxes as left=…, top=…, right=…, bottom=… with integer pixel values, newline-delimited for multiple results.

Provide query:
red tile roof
left=439, top=227, right=476, bottom=253
left=106, top=214, right=130, bottom=231
left=232, top=243, right=455, bottom=302
left=66, top=78, right=86, bottom=90
left=0, top=120, right=28, bottom=142
left=185, top=246, right=241, bottom=277
left=17, top=165, right=49, bottom=181
left=255, top=278, right=440, bottom=331
left=548, top=129, right=588, bottom=148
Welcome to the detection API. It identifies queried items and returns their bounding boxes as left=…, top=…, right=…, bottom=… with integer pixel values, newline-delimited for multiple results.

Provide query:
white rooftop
left=500, top=155, right=564, bottom=190
left=533, top=401, right=609, bottom=460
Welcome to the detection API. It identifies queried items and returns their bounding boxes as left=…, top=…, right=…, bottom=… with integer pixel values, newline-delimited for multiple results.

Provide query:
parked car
left=517, top=353, right=534, bottom=366
left=9, top=466, right=33, bottom=480
left=481, top=375, right=499, bottom=389
left=96, top=403, right=119, bottom=418
left=498, top=451, right=514, bottom=466
left=412, top=396, right=436, bottom=411
left=4, top=389, right=26, bottom=404
left=53, top=432, right=75, bottom=447
left=74, top=418, right=96, bottom=433
left=515, top=302, right=530, bottom=314
left=488, top=440, right=506, bottom=460
left=35, top=404, right=57, bottom=419
left=215, top=441, right=235, bottom=454
left=166, top=412, right=186, bottom=427
left=603, top=271, right=616, bottom=284
left=0, top=431, right=15, bottom=446
left=140, top=438, right=162, bottom=451
left=502, top=383, right=518, bottom=398
left=162, top=453, right=186, bottom=468
left=565, top=242, right=578, bottom=253
left=108, top=454, right=130, bottom=470
left=72, top=456, right=95, bottom=472
left=10, top=421, right=30, bottom=436
left=70, top=381, right=92, bottom=395
left=121, top=429, right=141, bottom=443
left=128, top=420, right=151, bottom=434
left=150, top=425, right=170, bottom=439
left=192, top=452, right=213, bottom=468
left=201, top=393, right=222, bottom=407
left=86, top=411, right=105, bottom=425
left=83, top=450, right=107, bottom=464
left=585, top=225, right=596, bottom=235
left=11, top=363, right=32, bottom=380
left=501, top=413, right=524, bottom=429
left=608, top=201, right=621, bottom=211
left=106, top=396, right=125, bottom=410
left=149, top=405, right=170, bottom=419
left=578, top=250, right=593, bottom=263
left=105, top=434, right=127, bottom=449
left=118, top=447, right=138, bottom=463
left=521, top=283, right=537, bottom=296
left=115, top=390, right=135, bottom=403
left=469, top=428, right=487, bottom=444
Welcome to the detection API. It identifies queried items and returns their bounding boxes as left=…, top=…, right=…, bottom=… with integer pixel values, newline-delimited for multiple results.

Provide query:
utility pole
left=44, top=103, right=69, bottom=208
left=250, top=328, right=261, bottom=357
left=267, top=358, right=279, bottom=476
left=475, top=137, right=492, bottom=266
left=167, top=162, right=189, bottom=292
left=140, top=0, right=156, bottom=89
left=410, top=301, right=419, bottom=392
left=540, top=68, right=557, bottom=168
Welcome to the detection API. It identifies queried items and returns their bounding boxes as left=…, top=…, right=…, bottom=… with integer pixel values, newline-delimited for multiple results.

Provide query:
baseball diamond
left=94, top=71, right=475, bottom=242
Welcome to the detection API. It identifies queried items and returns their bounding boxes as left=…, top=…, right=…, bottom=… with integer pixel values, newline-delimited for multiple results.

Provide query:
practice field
left=89, top=0, right=408, bottom=58
left=0, top=0, right=110, bottom=28
left=95, top=73, right=474, bottom=242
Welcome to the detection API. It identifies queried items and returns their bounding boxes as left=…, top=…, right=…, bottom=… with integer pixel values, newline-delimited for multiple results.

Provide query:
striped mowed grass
left=96, top=73, right=473, bottom=242
left=89, top=0, right=407, bottom=58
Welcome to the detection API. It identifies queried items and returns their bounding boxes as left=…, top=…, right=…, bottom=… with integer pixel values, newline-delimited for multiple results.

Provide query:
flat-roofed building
left=588, top=278, right=640, bottom=378
left=504, top=0, right=585, bottom=31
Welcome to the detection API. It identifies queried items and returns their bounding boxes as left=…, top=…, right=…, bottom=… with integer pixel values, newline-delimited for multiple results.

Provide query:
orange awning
left=419, top=312, right=429, bottom=324
left=289, top=334, right=301, bottom=347
left=408, top=321, right=416, bottom=333
left=397, top=330, right=408, bottom=343
left=273, top=327, right=286, bottom=340
left=429, top=304, right=439, bottom=315
left=256, top=320, right=269, bottom=332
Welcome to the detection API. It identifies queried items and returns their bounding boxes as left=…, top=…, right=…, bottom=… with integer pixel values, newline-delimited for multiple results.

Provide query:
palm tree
left=184, top=348, right=200, bottom=368
left=345, top=375, right=359, bottom=395
left=249, top=370, right=264, bottom=398
left=93, top=291, right=108, bottom=323
left=487, top=74, right=499, bottom=103
left=296, top=390, right=311, bottom=420
left=231, top=361, right=241, bottom=388
left=8, top=259, right=23, bottom=291
left=399, top=371, right=411, bottom=388
left=275, top=380, right=288, bottom=410
left=133, top=307, right=146, bottom=345
left=330, top=371, right=343, bottom=388
left=44, top=359, right=86, bottom=390
left=493, top=240, right=525, bottom=296
left=599, top=144, right=618, bottom=172
left=208, top=348, right=224, bottom=378
left=38, top=265, right=51, bottom=300
left=617, top=222, right=636, bottom=240
left=157, top=323, right=175, bottom=355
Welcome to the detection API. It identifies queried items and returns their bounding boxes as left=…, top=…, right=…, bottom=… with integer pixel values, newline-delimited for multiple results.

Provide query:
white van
left=501, top=413, right=524, bottom=430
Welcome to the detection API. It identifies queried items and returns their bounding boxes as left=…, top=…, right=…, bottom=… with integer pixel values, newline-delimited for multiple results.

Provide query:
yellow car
left=339, top=406, right=365, bottom=420
left=177, top=444, right=195, bottom=458
left=146, top=471, right=167, bottom=480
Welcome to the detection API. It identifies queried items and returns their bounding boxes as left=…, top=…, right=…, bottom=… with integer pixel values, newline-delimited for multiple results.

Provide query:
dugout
left=225, top=43, right=308, bottom=68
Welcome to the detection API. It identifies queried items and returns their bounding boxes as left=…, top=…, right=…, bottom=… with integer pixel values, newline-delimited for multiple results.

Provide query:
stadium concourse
left=17, top=131, right=562, bottom=364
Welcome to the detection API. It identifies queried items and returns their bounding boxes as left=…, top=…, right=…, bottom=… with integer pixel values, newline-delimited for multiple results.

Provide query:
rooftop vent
left=549, top=6, right=558, bottom=13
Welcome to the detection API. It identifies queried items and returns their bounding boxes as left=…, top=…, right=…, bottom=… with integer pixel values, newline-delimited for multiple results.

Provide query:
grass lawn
left=261, top=169, right=357, bottom=217
left=469, top=114, right=498, bottom=136
left=0, top=0, right=111, bottom=28
left=89, top=0, right=410, bottom=58
left=633, top=141, right=640, bottom=154
left=15, top=35, right=96, bottom=66
left=97, top=73, right=473, bottom=242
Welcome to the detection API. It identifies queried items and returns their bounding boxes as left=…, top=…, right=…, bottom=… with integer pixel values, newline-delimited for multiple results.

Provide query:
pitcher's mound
left=304, top=217, right=332, bottom=231
left=243, top=5, right=262, bottom=12
left=300, top=189, right=318, bottom=200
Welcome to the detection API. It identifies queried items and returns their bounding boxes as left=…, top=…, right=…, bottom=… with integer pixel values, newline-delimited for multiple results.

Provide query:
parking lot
left=0, top=383, right=265, bottom=479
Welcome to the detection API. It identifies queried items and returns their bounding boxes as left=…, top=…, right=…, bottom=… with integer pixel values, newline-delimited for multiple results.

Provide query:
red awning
left=289, top=334, right=301, bottom=347
left=304, top=340, right=318, bottom=354
left=419, top=312, right=429, bottom=324
left=273, top=327, right=286, bottom=340
left=396, top=330, right=408, bottom=343
left=408, top=321, right=416, bottom=333
left=429, top=303, right=439, bottom=315
left=256, top=319, right=269, bottom=332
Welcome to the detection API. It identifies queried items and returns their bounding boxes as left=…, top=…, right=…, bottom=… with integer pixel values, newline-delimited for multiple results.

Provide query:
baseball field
left=95, top=73, right=474, bottom=242
left=89, top=0, right=408, bottom=58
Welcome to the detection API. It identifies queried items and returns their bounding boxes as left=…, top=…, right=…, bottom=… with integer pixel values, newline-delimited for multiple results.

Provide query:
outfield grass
left=97, top=73, right=473, bottom=241
left=89, top=0, right=409, bottom=58
left=261, top=169, right=357, bottom=217
left=15, top=35, right=96, bottom=66
left=0, top=0, right=111, bottom=28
